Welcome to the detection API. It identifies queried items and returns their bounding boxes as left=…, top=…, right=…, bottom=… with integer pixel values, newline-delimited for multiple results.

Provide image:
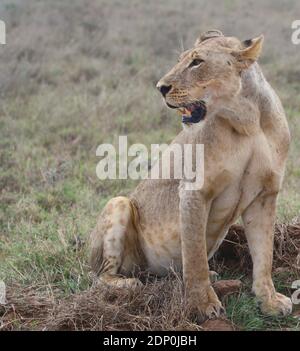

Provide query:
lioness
left=90, top=30, right=292, bottom=320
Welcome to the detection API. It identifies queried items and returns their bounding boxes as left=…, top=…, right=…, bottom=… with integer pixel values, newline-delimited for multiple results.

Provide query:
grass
left=226, top=290, right=299, bottom=331
left=0, top=0, right=300, bottom=330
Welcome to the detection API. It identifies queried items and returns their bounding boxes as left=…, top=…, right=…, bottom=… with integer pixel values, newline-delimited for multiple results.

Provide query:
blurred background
left=0, top=0, right=299, bottom=329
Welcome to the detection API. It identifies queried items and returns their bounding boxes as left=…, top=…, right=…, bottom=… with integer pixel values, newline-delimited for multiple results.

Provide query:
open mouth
left=170, top=101, right=207, bottom=124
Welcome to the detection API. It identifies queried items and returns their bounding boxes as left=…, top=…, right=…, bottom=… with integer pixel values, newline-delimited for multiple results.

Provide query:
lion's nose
left=156, top=83, right=172, bottom=97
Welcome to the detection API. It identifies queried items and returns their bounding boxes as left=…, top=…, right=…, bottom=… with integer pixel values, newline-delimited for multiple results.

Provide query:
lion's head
left=156, top=30, right=264, bottom=121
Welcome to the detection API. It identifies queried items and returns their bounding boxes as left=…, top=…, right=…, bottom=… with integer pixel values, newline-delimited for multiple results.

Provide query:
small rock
left=213, top=279, right=242, bottom=298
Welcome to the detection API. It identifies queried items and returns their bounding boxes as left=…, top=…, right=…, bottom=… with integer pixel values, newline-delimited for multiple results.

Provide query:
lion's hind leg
left=89, top=196, right=144, bottom=288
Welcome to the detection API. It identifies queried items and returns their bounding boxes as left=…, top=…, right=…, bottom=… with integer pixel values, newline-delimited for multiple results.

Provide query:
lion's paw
left=99, top=276, right=143, bottom=289
left=260, top=292, right=292, bottom=316
left=203, top=300, right=225, bottom=319
left=114, top=277, right=143, bottom=289
left=187, top=286, right=225, bottom=323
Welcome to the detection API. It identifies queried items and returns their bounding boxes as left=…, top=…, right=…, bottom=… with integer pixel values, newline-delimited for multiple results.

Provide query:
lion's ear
left=194, top=29, right=224, bottom=46
left=232, top=35, right=264, bottom=69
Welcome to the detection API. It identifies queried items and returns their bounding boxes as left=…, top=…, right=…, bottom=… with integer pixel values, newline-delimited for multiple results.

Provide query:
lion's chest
left=137, top=130, right=281, bottom=275
left=139, top=175, right=263, bottom=275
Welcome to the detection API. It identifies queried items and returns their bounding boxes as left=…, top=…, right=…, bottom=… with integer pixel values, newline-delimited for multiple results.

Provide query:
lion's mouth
left=170, top=101, right=207, bottom=124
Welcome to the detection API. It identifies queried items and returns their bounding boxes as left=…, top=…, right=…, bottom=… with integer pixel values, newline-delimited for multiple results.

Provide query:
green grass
left=226, top=291, right=299, bottom=331
left=223, top=273, right=299, bottom=330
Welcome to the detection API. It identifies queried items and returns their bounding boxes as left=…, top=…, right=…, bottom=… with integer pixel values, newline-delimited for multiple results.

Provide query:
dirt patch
left=213, top=221, right=300, bottom=275
left=201, top=318, right=236, bottom=331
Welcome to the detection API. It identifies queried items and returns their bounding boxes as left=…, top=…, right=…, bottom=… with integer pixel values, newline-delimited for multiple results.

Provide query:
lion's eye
left=189, top=58, right=204, bottom=68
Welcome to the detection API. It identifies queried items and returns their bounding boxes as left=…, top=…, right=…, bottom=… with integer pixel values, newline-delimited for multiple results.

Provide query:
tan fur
left=89, top=31, right=292, bottom=320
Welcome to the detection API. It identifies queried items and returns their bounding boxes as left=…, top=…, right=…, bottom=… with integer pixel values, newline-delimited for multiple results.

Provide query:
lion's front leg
left=179, top=189, right=224, bottom=322
left=242, top=193, right=292, bottom=316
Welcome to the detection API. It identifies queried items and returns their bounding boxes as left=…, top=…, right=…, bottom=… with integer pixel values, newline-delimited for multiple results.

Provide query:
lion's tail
left=89, top=220, right=105, bottom=276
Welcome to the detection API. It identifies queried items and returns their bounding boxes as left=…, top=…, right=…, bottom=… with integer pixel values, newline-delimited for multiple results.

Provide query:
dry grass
left=1, top=220, right=299, bottom=331
left=1, top=276, right=240, bottom=331
left=213, top=220, right=300, bottom=276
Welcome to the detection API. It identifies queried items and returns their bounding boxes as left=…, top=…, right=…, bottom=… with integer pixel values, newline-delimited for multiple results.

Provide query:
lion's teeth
left=178, top=107, right=192, bottom=116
